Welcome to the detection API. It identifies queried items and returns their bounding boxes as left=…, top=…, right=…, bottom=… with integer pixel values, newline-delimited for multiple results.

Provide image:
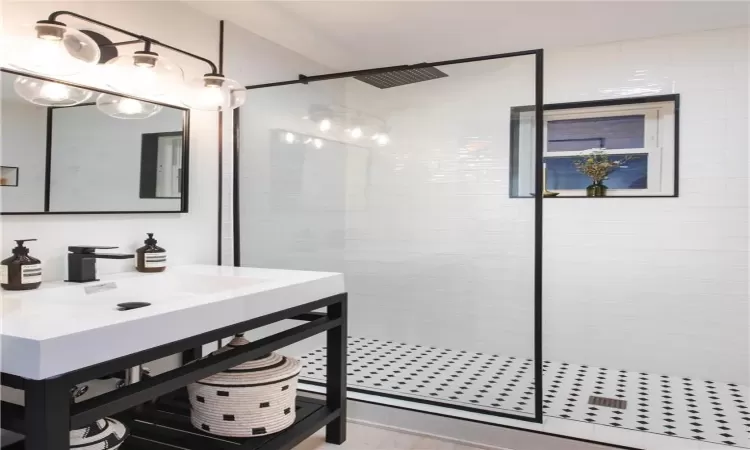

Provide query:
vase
left=586, top=180, right=607, bottom=197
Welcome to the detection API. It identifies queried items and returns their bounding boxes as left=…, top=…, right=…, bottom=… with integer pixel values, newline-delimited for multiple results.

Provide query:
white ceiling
left=188, top=1, right=749, bottom=72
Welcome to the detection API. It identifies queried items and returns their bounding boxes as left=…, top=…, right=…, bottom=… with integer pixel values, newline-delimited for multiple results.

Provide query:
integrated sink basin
left=1, top=264, right=345, bottom=380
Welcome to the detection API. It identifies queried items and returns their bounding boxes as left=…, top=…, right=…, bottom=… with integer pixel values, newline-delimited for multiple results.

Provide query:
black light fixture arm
left=47, top=10, right=220, bottom=74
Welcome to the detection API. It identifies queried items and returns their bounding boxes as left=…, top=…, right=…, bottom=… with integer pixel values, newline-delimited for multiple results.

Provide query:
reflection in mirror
left=1, top=75, right=47, bottom=212
left=0, top=69, right=188, bottom=214
left=140, top=132, right=183, bottom=199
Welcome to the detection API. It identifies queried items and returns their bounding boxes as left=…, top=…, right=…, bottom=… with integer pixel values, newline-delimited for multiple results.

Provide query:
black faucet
left=67, top=246, right=134, bottom=283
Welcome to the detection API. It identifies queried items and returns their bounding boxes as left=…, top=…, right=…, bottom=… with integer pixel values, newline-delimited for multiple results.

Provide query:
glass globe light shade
left=104, top=51, right=184, bottom=97
left=13, top=76, right=92, bottom=106
left=96, top=93, right=162, bottom=119
left=181, top=74, right=247, bottom=111
left=7, top=21, right=101, bottom=76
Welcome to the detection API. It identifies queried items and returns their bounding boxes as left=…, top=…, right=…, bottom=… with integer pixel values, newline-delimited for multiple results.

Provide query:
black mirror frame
left=0, top=67, right=190, bottom=215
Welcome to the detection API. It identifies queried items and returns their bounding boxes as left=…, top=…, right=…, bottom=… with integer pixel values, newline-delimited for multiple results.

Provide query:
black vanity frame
left=0, top=67, right=191, bottom=215
left=0, top=293, right=348, bottom=450
left=229, top=49, right=545, bottom=424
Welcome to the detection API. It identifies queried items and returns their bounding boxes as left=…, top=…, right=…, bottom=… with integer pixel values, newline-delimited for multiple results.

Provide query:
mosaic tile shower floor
left=299, top=336, right=749, bottom=448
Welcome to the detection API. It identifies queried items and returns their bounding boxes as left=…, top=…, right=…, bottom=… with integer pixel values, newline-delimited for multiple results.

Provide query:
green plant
left=573, top=149, right=634, bottom=183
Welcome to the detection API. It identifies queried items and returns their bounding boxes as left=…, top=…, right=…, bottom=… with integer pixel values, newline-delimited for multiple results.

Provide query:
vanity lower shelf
left=4, top=393, right=336, bottom=450
left=119, top=392, right=335, bottom=450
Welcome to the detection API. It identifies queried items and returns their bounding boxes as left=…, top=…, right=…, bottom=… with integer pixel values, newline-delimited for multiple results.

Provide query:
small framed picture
left=0, top=166, right=19, bottom=187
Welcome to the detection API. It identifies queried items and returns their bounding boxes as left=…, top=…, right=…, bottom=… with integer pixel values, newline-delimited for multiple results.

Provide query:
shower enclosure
left=234, top=50, right=544, bottom=423
left=232, top=39, right=749, bottom=449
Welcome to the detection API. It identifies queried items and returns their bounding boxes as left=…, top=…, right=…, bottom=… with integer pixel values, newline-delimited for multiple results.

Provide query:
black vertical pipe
left=232, top=107, right=241, bottom=267
left=217, top=20, right=225, bottom=265
left=533, top=49, right=545, bottom=423
left=215, top=20, right=225, bottom=352
left=325, top=294, right=348, bottom=444
left=44, top=108, right=53, bottom=212
left=181, top=111, right=191, bottom=213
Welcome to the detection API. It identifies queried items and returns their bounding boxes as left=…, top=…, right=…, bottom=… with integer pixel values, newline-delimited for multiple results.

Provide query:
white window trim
left=515, top=101, right=676, bottom=197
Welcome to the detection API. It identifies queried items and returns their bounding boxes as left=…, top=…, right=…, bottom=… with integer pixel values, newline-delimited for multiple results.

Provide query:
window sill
left=511, top=194, right=678, bottom=199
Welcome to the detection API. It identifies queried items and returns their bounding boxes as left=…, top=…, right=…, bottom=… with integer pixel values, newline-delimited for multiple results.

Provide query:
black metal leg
left=325, top=294, right=347, bottom=444
left=25, top=378, right=69, bottom=450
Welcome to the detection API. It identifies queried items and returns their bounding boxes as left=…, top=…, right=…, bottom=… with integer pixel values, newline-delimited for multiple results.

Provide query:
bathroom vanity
left=0, top=265, right=347, bottom=450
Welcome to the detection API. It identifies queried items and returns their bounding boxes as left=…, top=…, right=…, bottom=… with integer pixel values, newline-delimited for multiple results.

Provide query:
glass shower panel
left=238, top=53, right=540, bottom=420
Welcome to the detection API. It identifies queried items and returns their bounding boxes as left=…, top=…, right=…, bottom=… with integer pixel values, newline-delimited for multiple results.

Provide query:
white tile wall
left=234, top=27, right=748, bottom=385
left=543, top=27, right=749, bottom=384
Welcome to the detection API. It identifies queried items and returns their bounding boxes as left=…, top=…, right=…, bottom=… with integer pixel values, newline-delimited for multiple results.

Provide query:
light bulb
left=313, top=138, right=323, bottom=149
left=199, top=85, right=226, bottom=109
left=285, top=132, right=296, bottom=144
left=350, top=127, right=363, bottom=139
left=117, top=98, right=145, bottom=115
left=376, top=133, right=390, bottom=146
left=319, top=119, right=332, bottom=132
left=39, top=82, right=70, bottom=101
left=133, top=65, right=158, bottom=87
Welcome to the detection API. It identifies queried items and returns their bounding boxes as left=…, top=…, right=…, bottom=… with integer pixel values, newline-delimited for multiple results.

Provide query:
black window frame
left=509, top=94, right=680, bottom=198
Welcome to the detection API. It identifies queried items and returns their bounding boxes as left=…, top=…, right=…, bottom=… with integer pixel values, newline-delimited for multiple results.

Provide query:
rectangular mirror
left=0, top=69, right=189, bottom=214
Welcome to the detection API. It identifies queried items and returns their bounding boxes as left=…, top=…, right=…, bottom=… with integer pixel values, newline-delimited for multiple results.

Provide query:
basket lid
left=211, top=334, right=280, bottom=371
left=212, top=334, right=252, bottom=356
left=196, top=335, right=300, bottom=386
left=70, top=418, right=129, bottom=449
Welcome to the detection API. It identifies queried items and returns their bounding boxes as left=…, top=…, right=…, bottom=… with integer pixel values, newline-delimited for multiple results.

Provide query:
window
left=510, top=95, right=679, bottom=197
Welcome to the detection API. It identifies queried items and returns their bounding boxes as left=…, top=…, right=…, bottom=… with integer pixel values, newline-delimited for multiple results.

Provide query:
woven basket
left=70, top=418, right=129, bottom=450
left=188, top=335, right=302, bottom=437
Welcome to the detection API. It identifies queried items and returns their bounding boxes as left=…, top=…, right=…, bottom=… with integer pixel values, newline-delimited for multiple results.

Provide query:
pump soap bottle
left=1, top=239, right=42, bottom=291
left=135, top=233, right=166, bottom=273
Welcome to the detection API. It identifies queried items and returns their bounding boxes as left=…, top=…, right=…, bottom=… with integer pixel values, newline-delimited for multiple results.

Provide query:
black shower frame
left=230, top=49, right=545, bottom=424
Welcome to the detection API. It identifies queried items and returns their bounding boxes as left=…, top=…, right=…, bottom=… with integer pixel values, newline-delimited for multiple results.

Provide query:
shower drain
left=588, top=395, right=628, bottom=410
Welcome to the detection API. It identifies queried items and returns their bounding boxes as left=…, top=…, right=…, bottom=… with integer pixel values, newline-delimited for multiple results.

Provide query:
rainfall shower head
left=355, top=66, right=448, bottom=89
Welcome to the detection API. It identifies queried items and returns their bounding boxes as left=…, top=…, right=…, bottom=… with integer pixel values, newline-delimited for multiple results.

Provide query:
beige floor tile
left=294, top=423, right=484, bottom=450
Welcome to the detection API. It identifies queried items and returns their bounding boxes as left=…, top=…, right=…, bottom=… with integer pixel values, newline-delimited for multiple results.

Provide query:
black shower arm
left=47, top=10, right=220, bottom=75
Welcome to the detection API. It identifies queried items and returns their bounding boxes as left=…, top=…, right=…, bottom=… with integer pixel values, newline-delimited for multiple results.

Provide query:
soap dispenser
left=1, top=239, right=42, bottom=290
left=135, top=233, right=166, bottom=273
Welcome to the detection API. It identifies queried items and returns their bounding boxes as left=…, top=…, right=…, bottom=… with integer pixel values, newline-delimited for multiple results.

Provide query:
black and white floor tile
left=299, top=336, right=750, bottom=448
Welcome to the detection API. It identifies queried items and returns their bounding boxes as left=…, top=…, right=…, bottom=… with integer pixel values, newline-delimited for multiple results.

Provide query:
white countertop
left=0, top=265, right=345, bottom=380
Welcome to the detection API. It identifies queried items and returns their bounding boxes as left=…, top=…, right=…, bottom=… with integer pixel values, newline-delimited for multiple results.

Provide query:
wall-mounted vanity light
left=5, top=11, right=246, bottom=113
